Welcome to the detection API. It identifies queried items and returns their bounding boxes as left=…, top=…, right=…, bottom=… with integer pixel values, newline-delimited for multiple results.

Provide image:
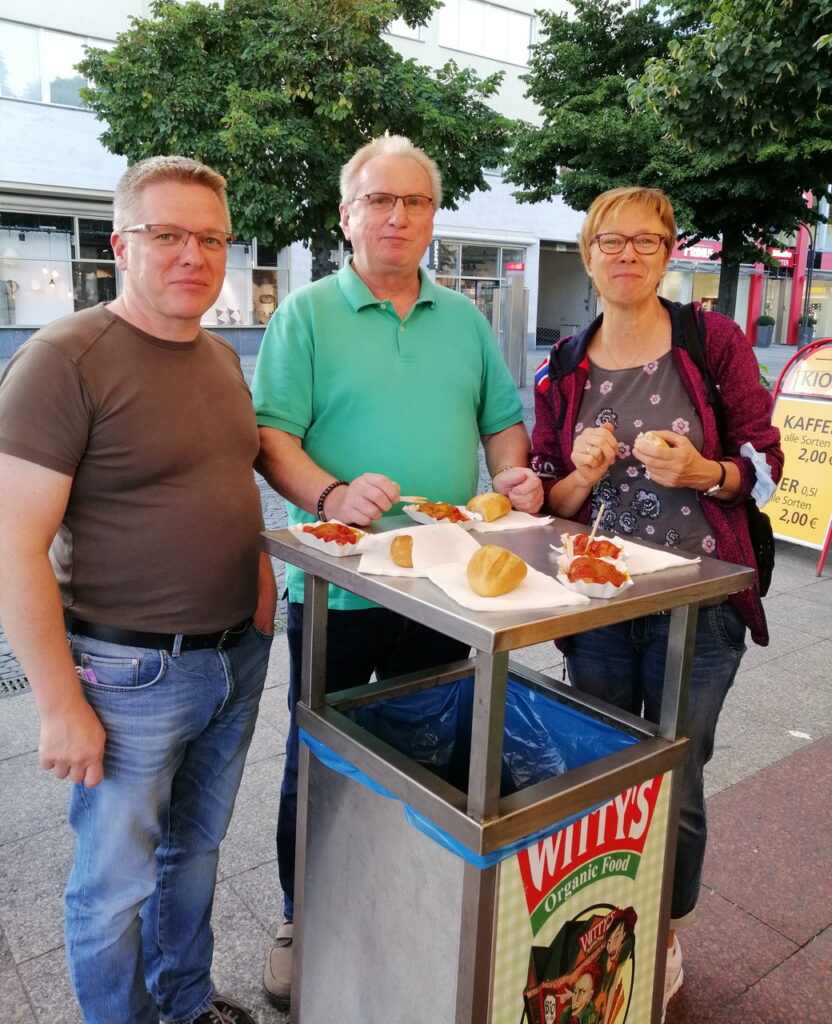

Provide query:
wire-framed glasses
left=353, top=193, right=434, bottom=214
left=122, top=224, right=236, bottom=252
left=592, top=232, right=667, bottom=255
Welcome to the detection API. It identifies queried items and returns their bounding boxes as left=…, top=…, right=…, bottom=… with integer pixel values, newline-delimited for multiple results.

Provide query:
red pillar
left=746, top=265, right=764, bottom=344
left=788, top=202, right=813, bottom=346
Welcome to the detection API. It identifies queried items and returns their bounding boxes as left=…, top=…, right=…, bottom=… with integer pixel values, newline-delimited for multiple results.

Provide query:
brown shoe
left=263, top=921, right=292, bottom=1009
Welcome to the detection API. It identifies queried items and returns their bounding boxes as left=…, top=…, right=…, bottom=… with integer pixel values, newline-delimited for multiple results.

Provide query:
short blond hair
left=113, top=155, right=231, bottom=230
left=339, top=135, right=443, bottom=208
left=579, top=186, right=676, bottom=265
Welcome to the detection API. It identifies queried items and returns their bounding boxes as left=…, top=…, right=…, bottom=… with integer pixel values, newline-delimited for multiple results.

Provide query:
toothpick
left=588, top=502, right=605, bottom=544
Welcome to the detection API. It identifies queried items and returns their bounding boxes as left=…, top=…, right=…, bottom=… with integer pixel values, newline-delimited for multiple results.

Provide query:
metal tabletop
left=261, top=515, right=754, bottom=653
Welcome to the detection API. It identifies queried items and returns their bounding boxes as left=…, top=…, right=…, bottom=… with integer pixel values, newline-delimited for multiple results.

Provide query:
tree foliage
left=79, top=0, right=512, bottom=275
left=632, top=0, right=832, bottom=172
left=506, top=0, right=832, bottom=315
left=506, top=0, right=682, bottom=213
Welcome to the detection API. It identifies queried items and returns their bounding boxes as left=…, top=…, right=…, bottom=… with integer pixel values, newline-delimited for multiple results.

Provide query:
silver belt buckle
left=216, top=619, right=249, bottom=650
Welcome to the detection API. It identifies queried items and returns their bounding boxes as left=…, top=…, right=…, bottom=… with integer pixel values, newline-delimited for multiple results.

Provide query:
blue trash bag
left=347, top=675, right=635, bottom=796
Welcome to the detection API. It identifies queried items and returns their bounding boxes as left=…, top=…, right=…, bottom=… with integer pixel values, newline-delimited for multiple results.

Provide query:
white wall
left=387, top=0, right=570, bottom=123
left=0, top=1, right=151, bottom=40
left=0, top=98, right=126, bottom=191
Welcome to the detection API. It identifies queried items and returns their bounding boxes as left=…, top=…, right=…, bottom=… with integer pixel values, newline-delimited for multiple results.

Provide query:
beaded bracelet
left=316, top=480, right=349, bottom=521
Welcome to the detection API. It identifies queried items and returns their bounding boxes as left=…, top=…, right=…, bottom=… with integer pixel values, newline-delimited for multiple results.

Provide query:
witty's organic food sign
left=490, top=774, right=672, bottom=1024
left=766, top=341, right=832, bottom=550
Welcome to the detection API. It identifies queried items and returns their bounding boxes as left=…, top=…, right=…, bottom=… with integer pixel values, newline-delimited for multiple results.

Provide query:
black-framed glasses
left=353, top=193, right=434, bottom=214
left=591, top=232, right=667, bottom=255
left=122, top=224, right=236, bottom=252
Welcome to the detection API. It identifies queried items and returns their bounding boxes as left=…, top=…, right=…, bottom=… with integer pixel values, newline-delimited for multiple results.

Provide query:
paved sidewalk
left=2, top=342, right=829, bottom=1022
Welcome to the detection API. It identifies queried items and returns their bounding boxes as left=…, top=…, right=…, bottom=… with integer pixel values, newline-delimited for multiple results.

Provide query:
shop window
left=437, top=242, right=460, bottom=277
left=434, top=241, right=526, bottom=330
left=1, top=209, right=291, bottom=330
left=73, top=263, right=116, bottom=311
left=0, top=215, right=74, bottom=325
left=78, top=219, right=115, bottom=261
left=198, top=241, right=290, bottom=329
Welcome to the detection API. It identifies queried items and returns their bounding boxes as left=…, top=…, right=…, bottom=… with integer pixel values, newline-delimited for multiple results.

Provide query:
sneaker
left=192, top=994, right=256, bottom=1024
left=662, top=935, right=684, bottom=1022
left=263, top=920, right=293, bottom=1009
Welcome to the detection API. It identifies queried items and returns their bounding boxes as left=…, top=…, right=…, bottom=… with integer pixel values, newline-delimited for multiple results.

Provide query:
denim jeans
left=276, top=602, right=470, bottom=922
left=563, top=602, right=746, bottom=923
left=64, top=623, right=273, bottom=1024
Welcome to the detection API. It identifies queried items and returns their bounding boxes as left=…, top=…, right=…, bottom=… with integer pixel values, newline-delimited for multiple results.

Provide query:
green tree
left=633, top=0, right=832, bottom=167
left=506, top=0, right=682, bottom=213
left=79, top=0, right=511, bottom=277
left=507, top=0, right=831, bottom=315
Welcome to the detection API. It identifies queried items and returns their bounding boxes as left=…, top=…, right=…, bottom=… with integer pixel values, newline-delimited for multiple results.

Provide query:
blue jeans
left=563, top=602, right=746, bottom=923
left=65, top=624, right=273, bottom=1024
left=277, top=602, right=470, bottom=922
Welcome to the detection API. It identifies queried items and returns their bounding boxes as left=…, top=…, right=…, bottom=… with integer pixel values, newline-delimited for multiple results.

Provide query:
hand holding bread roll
left=634, top=430, right=669, bottom=449
left=466, top=491, right=511, bottom=522
left=390, top=535, right=414, bottom=568
left=466, top=544, right=527, bottom=597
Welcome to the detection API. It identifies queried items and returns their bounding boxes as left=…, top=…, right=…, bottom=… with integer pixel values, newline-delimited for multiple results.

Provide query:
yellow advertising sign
left=778, top=340, right=832, bottom=399
left=765, top=394, right=832, bottom=548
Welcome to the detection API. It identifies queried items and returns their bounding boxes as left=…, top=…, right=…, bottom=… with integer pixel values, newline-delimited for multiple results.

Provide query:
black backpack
left=679, top=304, right=775, bottom=596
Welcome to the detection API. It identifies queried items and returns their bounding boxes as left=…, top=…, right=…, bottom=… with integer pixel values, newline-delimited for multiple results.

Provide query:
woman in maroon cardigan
left=530, top=186, right=782, bottom=1020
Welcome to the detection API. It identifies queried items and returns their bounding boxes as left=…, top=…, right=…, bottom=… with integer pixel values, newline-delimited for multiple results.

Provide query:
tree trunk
left=716, top=224, right=743, bottom=317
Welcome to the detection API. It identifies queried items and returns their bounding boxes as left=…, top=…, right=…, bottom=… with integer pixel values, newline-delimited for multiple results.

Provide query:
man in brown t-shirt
left=0, top=156, right=276, bottom=1024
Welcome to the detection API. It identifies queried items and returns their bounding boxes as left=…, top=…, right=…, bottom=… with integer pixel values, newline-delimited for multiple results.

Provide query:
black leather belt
left=64, top=613, right=253, bottom=653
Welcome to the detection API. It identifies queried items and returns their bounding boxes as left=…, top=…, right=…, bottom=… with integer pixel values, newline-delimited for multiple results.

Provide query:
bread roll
left=390, top=535, right=414, bottom=568
left=467, top=545, right=527, bottom=597
left=466, top=491, right=511, bottom=522
left=634, top=430, right=669, bottom=448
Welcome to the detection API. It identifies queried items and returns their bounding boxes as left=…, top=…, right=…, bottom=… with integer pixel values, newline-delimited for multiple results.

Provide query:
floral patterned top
left=581, top=353, right=714, bottom=556
left=529, top=298, right=784, bottom=646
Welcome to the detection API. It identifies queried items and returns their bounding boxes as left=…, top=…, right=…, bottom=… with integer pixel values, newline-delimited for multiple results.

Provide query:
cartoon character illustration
left=597, top=910, right=636, bottom=1022
left=557, top=962, right=601, bottom=1024
left=521, top=905, right=638, bottom=1024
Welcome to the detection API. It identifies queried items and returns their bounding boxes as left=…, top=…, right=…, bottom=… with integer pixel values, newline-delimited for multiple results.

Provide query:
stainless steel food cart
left=260, top=518, right=753, bottom=1024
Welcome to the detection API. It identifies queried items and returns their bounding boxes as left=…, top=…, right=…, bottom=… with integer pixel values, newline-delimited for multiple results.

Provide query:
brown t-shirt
left=0, top=304, right=263, bottom=632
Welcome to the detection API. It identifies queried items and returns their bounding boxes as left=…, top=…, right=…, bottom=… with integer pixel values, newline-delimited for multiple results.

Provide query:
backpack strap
left=679, top=302, right=727, bottom=443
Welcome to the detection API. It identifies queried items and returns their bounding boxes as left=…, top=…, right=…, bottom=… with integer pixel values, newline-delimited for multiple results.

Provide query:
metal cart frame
left=261, top=518, right=753, bottom=1023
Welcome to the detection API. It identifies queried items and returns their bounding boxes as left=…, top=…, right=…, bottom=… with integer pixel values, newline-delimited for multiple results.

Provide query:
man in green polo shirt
left=252, top=134, right=542, bottom=1009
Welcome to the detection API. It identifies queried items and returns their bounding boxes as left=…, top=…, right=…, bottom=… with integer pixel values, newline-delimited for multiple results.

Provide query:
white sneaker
left=263, top=921, right=292, bottom=1010
left=662, top=935, right=684, bottom=1022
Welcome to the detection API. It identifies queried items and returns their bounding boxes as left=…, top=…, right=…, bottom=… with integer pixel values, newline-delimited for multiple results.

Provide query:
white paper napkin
left=470, top=511, right=554, bottom=533
left=358, top=523, right=480, bottom=578
left=616, top=539, right=701, bottom=576
left=427, top=562, right=590, bottom=612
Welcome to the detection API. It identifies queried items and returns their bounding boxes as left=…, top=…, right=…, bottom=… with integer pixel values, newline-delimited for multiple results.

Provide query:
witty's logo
left=518, top=777, right=664, bottom=933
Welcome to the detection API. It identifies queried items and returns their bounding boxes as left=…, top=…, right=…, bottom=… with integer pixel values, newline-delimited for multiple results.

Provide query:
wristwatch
left=704, top=461, right=726, bottom=497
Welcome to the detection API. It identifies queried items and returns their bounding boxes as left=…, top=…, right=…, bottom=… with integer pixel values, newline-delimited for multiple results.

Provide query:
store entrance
left=761, top=276, right=791, bottom=345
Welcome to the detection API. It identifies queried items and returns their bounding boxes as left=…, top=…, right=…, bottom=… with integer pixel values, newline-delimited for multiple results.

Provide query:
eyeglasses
left=591, top=232, right=667, bottom=255
left=352, top=193, right=434, bottom=214
left=121, top=224, right=236, bottom=252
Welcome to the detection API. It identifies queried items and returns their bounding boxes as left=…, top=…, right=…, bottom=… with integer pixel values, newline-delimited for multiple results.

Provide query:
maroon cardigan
left=530, top=299, right=784, bottom=645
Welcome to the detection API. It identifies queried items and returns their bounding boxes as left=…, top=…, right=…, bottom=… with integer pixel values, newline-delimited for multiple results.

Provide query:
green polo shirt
left=252, top=258, right=523, bottom=609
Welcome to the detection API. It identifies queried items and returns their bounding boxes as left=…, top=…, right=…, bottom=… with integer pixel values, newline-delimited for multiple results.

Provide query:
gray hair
left=339, top=135, right=443, bottom=208
left=113, top=155, right=231, bottom=230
